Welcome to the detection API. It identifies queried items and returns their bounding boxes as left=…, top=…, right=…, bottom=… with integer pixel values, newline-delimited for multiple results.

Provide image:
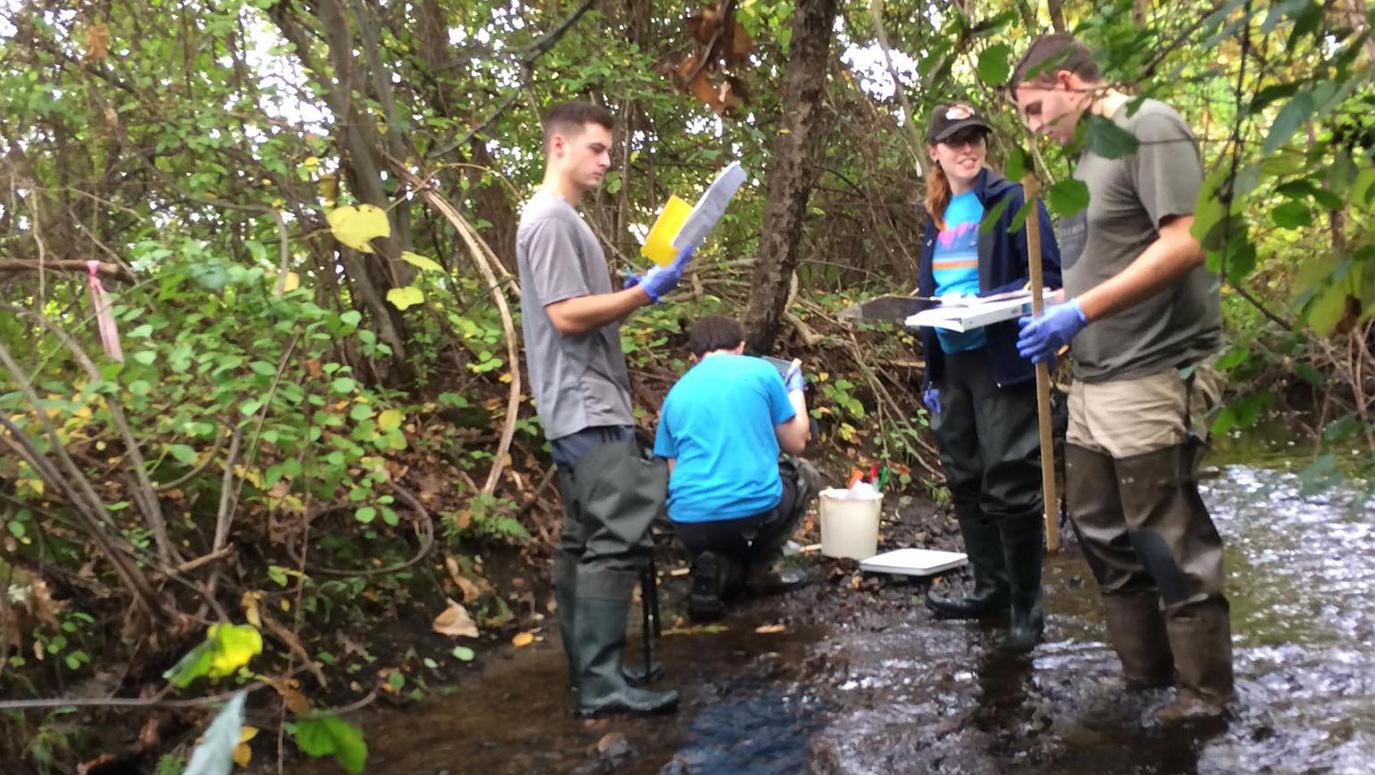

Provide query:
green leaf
left=1261, top=92, right=1315, bottom=157
left=978, top=196, right=1012, bottom=235
left=1003, top=146, right=1033, bottom=183
left=1214, top=346, right=1249, bottom=371
left=349, top=403, right=373, bottom=421
left=387, top=672, right=405, bottom=691
left=386, top=286, right=424, bottom=310
left=1351, top=168, right=1375, bottom=209
left=339, top=310, right=362, bottom=328
left=326, top=205, right=390, bottom=253
left=1046, top=179, right=1089, bottom=217
left=132, top=350, right=157, bottom=365
left=330, top=377, right=356, bottom=394
left=400, top=251, right=444, bottom=273
left=290, top=714, right=368, bottom=774
left=1271, top=201, right=1313, bottom=229
left=169, top=444, right=196, bottom=465
left=1084, top=115, right=1140, bottom=159
left=976, top=43, right=1012, bottom=85
left=452, top=645, right=475, bottom=662
left=354, top=507, right=376, bottom=524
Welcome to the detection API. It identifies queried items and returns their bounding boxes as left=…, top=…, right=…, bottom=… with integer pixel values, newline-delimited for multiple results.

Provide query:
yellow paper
left=641, top=196, right=691, bottom=266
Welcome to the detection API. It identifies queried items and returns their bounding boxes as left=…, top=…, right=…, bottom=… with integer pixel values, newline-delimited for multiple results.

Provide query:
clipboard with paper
left=640, top=162, right=747, bottom=265
left=904, top=289, right=1057, bottom=333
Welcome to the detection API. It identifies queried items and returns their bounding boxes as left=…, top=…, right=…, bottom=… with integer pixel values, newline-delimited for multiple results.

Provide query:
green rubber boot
left=996, top=511, right=1045, bottom=653
left=927, top=511, right=1010, bottom=619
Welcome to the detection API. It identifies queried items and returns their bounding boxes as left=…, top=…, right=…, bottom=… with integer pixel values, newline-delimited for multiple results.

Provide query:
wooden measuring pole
left=1021, top=174, right=1060, bottom=552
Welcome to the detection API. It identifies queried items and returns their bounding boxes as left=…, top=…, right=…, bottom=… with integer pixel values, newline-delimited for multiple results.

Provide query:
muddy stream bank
left=293, top=434, right=1373, bottom=774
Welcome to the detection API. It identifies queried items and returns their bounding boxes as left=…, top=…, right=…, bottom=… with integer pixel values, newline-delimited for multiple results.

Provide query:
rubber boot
left=996, top=512, right=1045, bottom=653
left=572, top=569, right=679, bottom=717
left=553, top=552, right=579, bottom=695
left=1101, top=591, right=1175, bottom=689
left=1158, top=599, right=1234, bottom=722
left=688, top=551, right=743, bottom=622
left=927, top=511, right=1009, bottom=619
left=556, top=486, right=654, bottom=689
left=744, top=458, right=813, bottom=596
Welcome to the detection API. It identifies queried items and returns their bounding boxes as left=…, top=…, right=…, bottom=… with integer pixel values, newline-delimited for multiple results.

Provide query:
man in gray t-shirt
left=1011, top=35, right=1234, bottom=722
left=517, top=102, right=693, bottom=718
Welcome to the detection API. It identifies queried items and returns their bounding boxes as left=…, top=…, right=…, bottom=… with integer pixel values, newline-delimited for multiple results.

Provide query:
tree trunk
left=1047, top=0, right=1066, bottom=33
left=742, top=0, right=838, bottom=354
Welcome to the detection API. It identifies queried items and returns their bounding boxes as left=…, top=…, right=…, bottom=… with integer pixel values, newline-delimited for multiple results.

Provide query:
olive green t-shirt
left=1068, top=99, right=1221, bottom=382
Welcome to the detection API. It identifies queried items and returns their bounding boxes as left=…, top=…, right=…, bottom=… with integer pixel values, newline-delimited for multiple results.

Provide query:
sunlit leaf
left=325, top=205, right=390, bottom=253
left=377, top=409, right=403, bottom=431
left=512, top=631, right=534, bottom=647
left=386, top=286, right=424, bottom=310
left=400, top=251, right=444, bottom=273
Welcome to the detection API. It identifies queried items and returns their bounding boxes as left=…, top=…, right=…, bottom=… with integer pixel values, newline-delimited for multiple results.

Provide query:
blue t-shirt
left=653, top=354, right=796, bottom=523
left=932, top=191, right=987, bottom=353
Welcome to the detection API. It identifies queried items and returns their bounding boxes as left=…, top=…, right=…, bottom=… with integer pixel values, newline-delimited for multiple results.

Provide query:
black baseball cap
left=926, top=102, right=992, bottom=143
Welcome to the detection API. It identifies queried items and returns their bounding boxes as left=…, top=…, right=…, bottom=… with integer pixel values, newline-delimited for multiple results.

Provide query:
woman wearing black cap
left=917, top=102, right=1062, bottom=653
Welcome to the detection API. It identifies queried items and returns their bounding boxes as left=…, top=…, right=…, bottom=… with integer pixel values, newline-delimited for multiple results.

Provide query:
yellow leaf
left=433, top=599, right=479, bottom=638
left=386, top=286, right=424, bottom=310
left=303, top=156, right=319, bottom=169
left=377, top=409, right=403, bottom=431
left=19, top=478, right=43, bottom=496
left=206, top=623, right=263, bottom=678
left=326, top=204, right=390, bottom=253
left=281, top=271, right=300, bottom=292
left=754, top=623, right=787, bottom=634
left=233, top=742, right=252, bottom=767
left=240, top=592, right=262, bottom=628
left=401, top=251, right=445, bottom=273
left=512, top=631, right=535, bottom=648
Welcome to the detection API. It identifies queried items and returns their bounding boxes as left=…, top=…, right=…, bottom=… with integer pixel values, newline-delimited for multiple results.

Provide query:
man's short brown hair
left=541, top=101, right=614, bottom=152
left=688, top=315, right=744, bottom=358
left=1010, top=34, right=1101, bottom=88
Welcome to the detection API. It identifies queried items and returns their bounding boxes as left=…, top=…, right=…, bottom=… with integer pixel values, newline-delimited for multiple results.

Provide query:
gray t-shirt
left=516, top=190, right=634, bottom=440
left=1069, top=99, right=1222, bottom=382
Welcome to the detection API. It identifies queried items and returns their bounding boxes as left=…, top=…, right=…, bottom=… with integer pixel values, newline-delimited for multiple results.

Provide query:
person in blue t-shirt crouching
left=653, top=315, right=818, bottom=621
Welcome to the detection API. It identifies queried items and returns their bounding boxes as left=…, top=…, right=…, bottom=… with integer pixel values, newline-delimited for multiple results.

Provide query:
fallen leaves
left=432, top=599, right=479, bottom=639
left=511, top=631, right=535, bottom=648
left=754, top=623, right=787, bottom=634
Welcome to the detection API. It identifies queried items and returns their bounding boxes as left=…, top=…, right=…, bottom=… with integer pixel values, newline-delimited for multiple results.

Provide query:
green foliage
left=288, top=714, right=368, bottom=774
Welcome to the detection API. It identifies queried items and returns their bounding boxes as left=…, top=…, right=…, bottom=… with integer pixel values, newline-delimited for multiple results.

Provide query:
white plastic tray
left=859, top=548, right=967, bottom=577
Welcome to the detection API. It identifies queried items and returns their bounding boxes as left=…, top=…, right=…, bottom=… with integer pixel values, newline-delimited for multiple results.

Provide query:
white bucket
left=818, top=490, right=882, bottom=560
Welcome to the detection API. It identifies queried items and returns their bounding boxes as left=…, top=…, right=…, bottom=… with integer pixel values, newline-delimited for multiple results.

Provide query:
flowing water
left=310, top=435, right=1373, bottom=774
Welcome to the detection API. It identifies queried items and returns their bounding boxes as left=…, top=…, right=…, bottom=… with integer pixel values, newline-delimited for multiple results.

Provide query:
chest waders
left=553, top=439, right=678, bottom=717
left=1064, top=369, right=1233, bottom=721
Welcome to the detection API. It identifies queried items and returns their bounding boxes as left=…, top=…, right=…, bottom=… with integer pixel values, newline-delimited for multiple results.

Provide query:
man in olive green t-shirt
left=1009, top=35, right=1233, bottom=723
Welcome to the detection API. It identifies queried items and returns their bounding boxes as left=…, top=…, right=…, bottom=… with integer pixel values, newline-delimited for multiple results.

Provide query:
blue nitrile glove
left=638, top=245, right=694, bottom=303
left=783, top=362, right=806, bottom=392
left=923, top=386, right=940, bottom=415
left=1017, top=298, right=1087, bottom=364
left=622, top=269, right=642, bottom=290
